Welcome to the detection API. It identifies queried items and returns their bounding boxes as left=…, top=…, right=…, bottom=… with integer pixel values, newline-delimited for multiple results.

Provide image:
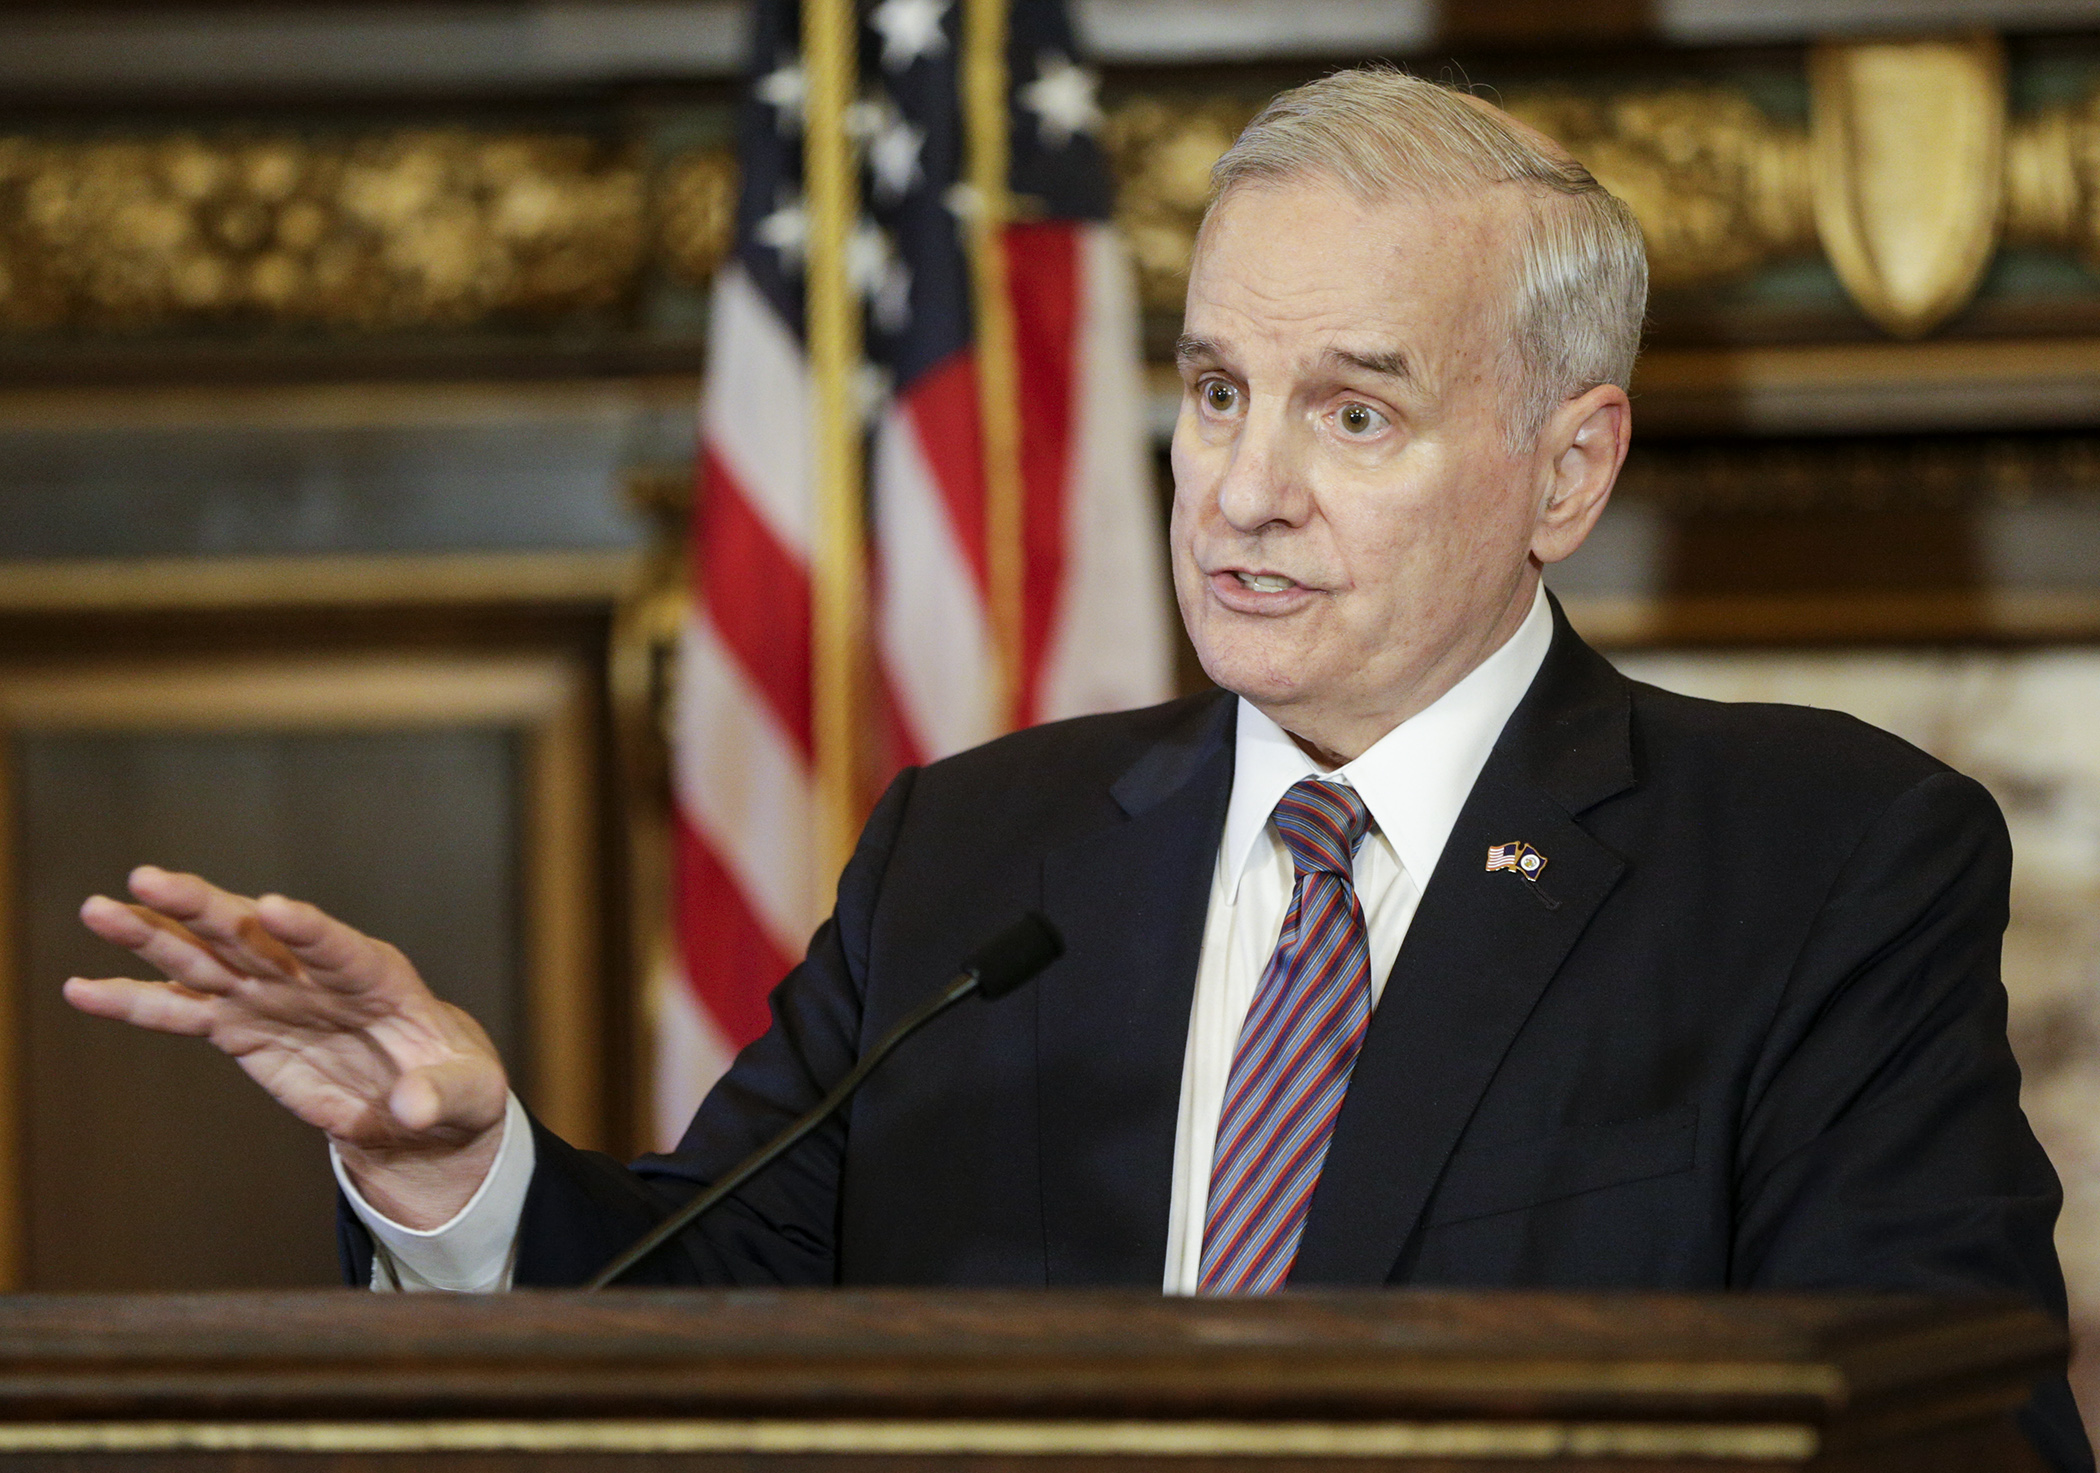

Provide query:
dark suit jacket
left=343, top=602, right=2091, bottom=1470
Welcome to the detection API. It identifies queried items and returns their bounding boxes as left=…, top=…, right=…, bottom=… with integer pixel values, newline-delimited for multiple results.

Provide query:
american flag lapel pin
left=1486, top=840, right=1547, bottom=882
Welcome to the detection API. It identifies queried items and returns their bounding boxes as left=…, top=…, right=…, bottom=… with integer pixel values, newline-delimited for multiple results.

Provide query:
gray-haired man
left=69, top=71, right=2090, bottom=1471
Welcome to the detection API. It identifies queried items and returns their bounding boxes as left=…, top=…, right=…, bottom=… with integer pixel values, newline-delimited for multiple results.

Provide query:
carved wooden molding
left=1110, top=43, right=2100, bottom=339
left=1616, top=431, right=2100, bottom=515
left=0, top=132, right=735, bottom=333
left=1506, top=88, right=1817, bottom=291
left=6, top=41, right=2100, bottom=342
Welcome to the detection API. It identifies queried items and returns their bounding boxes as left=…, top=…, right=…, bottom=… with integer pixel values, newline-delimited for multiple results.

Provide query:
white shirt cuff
left=332, top=1090, right=535, bottom=1293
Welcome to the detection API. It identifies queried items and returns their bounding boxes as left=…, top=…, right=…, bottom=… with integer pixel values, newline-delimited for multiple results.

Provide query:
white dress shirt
left=333, top=1091, right=533, bottom=1291
left=1159, top=585, right=1552, bottom=1291
left=342, top=585, right=1554, bottom=1292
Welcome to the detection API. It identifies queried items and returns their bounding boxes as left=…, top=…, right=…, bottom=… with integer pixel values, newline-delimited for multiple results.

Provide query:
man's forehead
left=1192, top=177, right=1520, bottom=300
left=1177, top=331, right=1417, bottom=385
left=1183, top=182, right=1518, bottom=379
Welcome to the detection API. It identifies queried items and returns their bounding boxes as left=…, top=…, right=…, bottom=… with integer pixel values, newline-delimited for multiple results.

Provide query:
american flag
left=656, top=0, right=1173, bottom=1145
left=1486, top=841, right=1546, bottom=878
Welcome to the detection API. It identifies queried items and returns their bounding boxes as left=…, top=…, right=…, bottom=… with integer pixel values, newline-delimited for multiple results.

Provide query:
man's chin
left=1193, top=645, right=1315, bottom=710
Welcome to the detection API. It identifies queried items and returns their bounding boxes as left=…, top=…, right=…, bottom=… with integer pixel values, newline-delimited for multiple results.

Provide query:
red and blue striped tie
left=1199, top=777, right=1374, bottom=1294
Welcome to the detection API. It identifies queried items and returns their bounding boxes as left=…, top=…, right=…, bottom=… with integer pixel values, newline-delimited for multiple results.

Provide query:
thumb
left=388, top=1055, right=507, bottom=1138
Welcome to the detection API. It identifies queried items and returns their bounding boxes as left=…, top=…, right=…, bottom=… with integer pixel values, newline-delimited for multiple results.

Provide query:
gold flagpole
left=802, top=0, right=867, bottom=896
left=963, top=0, right=1027, bottom=733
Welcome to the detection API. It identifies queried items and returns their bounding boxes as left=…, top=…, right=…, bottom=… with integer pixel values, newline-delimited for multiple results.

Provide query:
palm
left=207, top=978, right=494, bottom=1150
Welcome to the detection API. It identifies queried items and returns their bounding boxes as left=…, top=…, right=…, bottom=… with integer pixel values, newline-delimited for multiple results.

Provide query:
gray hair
left=1207, top=67, right=1648, bottom=448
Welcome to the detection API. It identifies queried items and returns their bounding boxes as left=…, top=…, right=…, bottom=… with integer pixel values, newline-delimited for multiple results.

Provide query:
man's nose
left=1214, top=404, right=1312, bottom=535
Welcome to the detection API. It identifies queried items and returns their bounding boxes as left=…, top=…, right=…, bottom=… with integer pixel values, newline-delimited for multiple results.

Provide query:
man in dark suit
left=67, top=70, right=2089, bottom=1469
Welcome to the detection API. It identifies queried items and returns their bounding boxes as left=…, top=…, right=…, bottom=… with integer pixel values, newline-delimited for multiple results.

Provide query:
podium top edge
left=0, top=1290, right=2056, bottom=1429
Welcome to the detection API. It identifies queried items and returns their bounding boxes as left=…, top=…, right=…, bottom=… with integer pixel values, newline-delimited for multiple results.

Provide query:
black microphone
left=585, top=911, right=1063, bottom=1289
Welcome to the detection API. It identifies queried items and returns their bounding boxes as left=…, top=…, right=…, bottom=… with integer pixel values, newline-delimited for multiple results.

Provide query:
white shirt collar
left=1220, top=583, right=1555, bottom=898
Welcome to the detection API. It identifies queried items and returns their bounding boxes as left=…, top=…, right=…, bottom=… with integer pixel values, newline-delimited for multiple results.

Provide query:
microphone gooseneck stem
left=584, top=968, right=980, bottom=1290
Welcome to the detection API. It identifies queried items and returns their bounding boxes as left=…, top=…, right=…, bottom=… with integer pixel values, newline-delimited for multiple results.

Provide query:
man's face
left=1170, top=178, right=1551, bottom=761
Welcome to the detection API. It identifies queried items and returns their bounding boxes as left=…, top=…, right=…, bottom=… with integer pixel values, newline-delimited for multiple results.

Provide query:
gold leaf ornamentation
left=5, top=71, right=2100, bottom=345
left=1103, top=95, right=1260, bottom=315
left=2007, top=87, right=2100, bottom=270
left=1809, top=36, right=2007, bottom=339
left=1101, top=85, right=1815, bottom=315
left=656, top=149, right=740, bottom=288
left=0, top=131, right=648, bottom=332
left=1504, top=89, right=1816, bottom=289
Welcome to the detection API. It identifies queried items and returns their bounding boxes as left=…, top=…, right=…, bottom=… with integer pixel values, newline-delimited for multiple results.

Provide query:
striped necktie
left=1199, top=776, right=1375, bottom=1294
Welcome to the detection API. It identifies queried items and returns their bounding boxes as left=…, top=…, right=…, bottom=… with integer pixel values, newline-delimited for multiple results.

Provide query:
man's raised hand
left=65, top=866, right=508, bottom=1227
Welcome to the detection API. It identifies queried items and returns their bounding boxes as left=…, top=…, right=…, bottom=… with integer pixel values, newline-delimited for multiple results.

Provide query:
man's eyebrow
left=1327, top=346, right=1414, bottom=383
left=1174, top=335, right=1225, bottom=366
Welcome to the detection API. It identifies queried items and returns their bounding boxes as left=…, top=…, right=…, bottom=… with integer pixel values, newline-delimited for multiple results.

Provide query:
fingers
left=100, top=868, right=388, bottom=998
left=80, top=867, right=395, bottom=1013
left=78, top=895, right=245, bottom=994
left=62, top=976, right=217, bottom=1037
left=70, top=870, right=501, bottom=1170
left=78, top=869, right=461, bottom=1100
left=125, top=867, right=311, bottom=983
left=121, top=866, right=225, bottom=927
left=388, top=1055, right=507, bottom=1138
left=234, top=913, right=304, bottom=975
left=250, top=892, right=384, bottom=988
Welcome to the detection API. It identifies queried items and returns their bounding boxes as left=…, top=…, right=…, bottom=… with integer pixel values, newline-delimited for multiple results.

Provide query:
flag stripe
left=658, top=3, right=1173, bottom=1149
left=876, top=382, right=1000, bottom=763
left=650, top=954, right=738, bottom=1154
left=671, top=809, right=790, bottom=1056
left=699, top=450, right=813, bottom=759
left=673, top=608, right=815, bottom=957
left=903, top=350, right=991, bottom=595
left=1007, top=221, right=1082, bottom=724
left=703, top=264, right=814, bottom=561
left=1035, top=224, right=1171, bottom=724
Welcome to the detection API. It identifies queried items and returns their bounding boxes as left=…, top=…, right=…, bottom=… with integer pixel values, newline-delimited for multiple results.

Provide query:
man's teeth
left=1236, top=572, right=1295, bottom=592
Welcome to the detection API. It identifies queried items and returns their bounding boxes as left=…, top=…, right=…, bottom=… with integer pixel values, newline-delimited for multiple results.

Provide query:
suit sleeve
left=1733, top=769, right=2091, bottom=1473
left=497, top=765, right=920, bottom=1287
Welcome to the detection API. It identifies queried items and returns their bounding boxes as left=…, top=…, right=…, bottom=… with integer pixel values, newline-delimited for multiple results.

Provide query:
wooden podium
left=0, top=1290, right=2061, bottom=1470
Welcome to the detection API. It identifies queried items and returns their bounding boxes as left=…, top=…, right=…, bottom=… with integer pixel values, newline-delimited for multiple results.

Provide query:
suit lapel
left=1037, top=692, right=1235, bottom=1286
left=1290, top=609, right=1636, bottom=1285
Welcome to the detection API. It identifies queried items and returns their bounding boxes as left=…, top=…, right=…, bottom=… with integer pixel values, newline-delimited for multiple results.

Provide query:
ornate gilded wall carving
left=2006, top=87, right=2100, bottom=266
left=8, top=41, right=2100, bottom=342
left=1104, top=85, right=1823, bottom=307
left=1102, top=97, right=1260, bottom=320
left=0, top=132, right=735, bottom=333
left=1104, top=84, right=1836, bottom=317
left=1107, top=43, right=2100, bottom=338
left=1507, top=89, right=1817, bottom=290
left=654, top=149, right=741, bottom=291
left=1808, top=37, right=2007, bottom=338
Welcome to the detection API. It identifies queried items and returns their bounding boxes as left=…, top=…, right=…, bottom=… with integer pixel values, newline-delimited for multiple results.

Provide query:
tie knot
left=1273, top=778, right=1371, bottom=878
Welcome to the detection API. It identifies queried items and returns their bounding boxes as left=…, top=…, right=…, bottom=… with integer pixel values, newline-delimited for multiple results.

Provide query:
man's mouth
left=1231, top=571, right=1297, bottom=592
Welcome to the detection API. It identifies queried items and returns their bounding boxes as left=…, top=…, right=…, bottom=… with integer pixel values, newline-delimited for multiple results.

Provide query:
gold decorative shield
left=1810, top=35, right=2006, bottom=339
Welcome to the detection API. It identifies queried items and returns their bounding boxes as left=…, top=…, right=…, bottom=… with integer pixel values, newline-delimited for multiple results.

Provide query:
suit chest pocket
left=1424, top=1105, right=1699, bottom=1227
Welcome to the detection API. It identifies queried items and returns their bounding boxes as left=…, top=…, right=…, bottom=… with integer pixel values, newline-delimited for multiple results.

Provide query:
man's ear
left=1530, top=383, right=1631, bottom=565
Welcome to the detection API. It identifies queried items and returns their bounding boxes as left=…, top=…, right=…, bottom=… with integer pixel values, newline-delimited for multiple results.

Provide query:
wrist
left=335, top=1114, right=506, bottom=1230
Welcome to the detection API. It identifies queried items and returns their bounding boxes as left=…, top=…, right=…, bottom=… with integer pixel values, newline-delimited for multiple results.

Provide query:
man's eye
left=1202, top=380, right=1239, bottom=414
left=1337, top=402, right=1385, bottom=436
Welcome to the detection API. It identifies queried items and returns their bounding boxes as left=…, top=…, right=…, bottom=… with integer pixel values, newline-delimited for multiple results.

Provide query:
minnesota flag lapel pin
left=1486, top=840, right=1547, bottom=881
